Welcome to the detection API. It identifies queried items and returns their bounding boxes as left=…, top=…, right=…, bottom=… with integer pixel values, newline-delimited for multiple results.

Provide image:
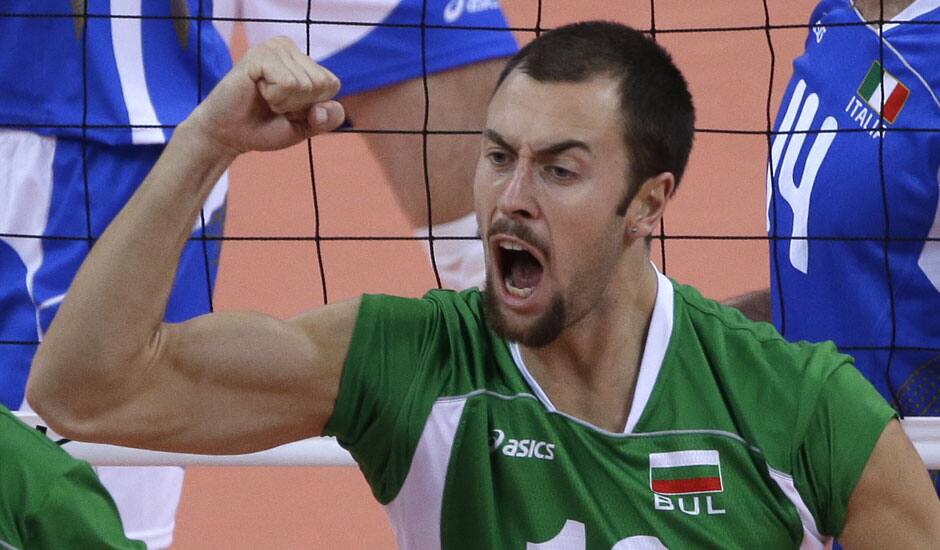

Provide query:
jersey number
left=527, top=520, right=668, bottom=549
left=766, top=79, right=837, bottom=274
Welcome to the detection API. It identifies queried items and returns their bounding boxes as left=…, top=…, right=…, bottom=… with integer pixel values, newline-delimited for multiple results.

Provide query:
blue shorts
left=0, top=130, right=226, bottom=408
left=224, top=0, right=519, bottom=96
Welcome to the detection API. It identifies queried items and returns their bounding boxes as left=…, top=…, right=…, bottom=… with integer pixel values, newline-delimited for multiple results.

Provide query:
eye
left=486, top=150, right=511, bottom=167
left=487, top=151, right=509, bottom=165
left=545, top=165, right=577, bottom=181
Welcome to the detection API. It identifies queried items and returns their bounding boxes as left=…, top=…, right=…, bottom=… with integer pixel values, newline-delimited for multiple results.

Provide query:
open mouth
left=494, top=238, right=545, bottom=301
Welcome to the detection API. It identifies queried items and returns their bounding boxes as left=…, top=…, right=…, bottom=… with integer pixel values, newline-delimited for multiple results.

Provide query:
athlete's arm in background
left=27, top=38, right=351, bottom=455
left=721, top=288, right=771, bottom=323
left=839, top=420, right=940, bottom=547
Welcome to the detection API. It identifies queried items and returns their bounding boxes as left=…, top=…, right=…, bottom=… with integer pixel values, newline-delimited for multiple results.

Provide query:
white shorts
left=2, top=129, right=225, bottom=549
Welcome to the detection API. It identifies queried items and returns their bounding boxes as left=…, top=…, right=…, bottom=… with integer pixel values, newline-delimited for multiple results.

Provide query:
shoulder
left=811, top=0, right=850, bottom=22
left=347, top=288, right=515, bottom=394
left=356, top=288, right=487, bottom=332
left=348, top=288, right=499, bottom=374
left=668, top=281, right=865, bottom=442
left=0, top=407, right=76, bottom=472
left=0, top=407, right=88, bottom=511
left=672, top=280, right=846, bottom=381
left=668, top=281, right=894, bottom=472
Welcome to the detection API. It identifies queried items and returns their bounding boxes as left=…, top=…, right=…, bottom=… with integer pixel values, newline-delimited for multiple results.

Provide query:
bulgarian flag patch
left=858, top=61, right=910, bottom=124
left=649, top=450, right=723, bottom=495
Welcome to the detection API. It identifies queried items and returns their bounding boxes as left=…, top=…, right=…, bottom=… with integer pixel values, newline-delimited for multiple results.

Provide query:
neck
left=520, top=258, right=660, bottom=432
left=854, top=0, right=915, bottom=22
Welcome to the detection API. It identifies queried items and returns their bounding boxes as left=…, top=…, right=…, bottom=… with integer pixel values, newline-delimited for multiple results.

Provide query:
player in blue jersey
left=27, top=23, right=940, bottom=547
left=0, top=3, right=230, bottom=547
left=0, top=1, right=514, bottom=547
left=725, top=0, right=940, bottom=499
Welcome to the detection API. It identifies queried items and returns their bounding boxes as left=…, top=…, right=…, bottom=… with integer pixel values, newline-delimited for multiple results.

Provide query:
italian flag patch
left=858, top=61, right=910, bottom=124
left=649, top=450, right=723, bottom=495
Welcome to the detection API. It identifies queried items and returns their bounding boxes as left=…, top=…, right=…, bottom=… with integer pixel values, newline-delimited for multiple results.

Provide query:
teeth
left=505, top=277, right=534, bottom=298
left=499, top=241, right=525, bottom=251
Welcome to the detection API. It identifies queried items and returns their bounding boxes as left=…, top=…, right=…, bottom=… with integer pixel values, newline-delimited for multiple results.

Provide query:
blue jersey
left=0, top=1, right=231, bottom=408
left=0, top=0, right=232, bottom=145
left=218, top=0, right=518, bottom=98
left=767, top=0, right=940, bottom=416
left=0, top=0, right=514, bottom=409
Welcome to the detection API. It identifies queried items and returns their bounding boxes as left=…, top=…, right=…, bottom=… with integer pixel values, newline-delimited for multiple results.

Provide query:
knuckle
left=317, top=73, right=340, bottom=96
left=283, top=75, right=300, bottom=89
left=265, top=84, right=288, bottom=102
left=266, top=99, right=287, bottom=114
left=271, top=36, right=292, bottom=48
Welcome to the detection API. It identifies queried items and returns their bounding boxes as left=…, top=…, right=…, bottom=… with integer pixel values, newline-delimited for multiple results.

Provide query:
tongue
left=508, top=253, right=543, bottom=289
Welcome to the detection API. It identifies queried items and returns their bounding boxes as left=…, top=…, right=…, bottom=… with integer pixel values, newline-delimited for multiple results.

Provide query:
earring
left=630, top=227, right=639, bottom=233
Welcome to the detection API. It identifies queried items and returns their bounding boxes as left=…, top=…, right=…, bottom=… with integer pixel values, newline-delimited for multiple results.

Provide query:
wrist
left=174, top=116, right=240, bottom=166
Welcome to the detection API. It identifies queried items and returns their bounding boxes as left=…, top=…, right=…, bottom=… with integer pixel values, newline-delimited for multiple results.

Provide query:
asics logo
left=443, top=0, right=502, bottom=23
left=490, top=429, right=556, bottom=460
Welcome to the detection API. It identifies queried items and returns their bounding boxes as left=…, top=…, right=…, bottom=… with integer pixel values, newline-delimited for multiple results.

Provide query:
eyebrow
left=482, top=129, right=593, bottom=158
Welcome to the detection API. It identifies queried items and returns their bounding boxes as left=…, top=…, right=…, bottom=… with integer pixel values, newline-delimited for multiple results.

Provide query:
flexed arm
left=27, top=38, right=353, bottom=455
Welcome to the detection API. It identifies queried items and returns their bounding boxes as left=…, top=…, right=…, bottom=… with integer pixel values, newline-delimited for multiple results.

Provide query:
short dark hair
left=495, top=21, right=695, bottom=207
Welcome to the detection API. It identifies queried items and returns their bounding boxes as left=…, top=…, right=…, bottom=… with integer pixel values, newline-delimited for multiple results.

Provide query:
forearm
left=721, top=288, right=772, bottom=323
left=28, top=37, right=348, bottom=449
left=29, top=122, right=234, bottom=424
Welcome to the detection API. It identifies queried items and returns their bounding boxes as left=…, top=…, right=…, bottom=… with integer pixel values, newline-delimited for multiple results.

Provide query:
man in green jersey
left=0, top=404, right=144, bottom=549
left=27, top=21, right=940, bottom=548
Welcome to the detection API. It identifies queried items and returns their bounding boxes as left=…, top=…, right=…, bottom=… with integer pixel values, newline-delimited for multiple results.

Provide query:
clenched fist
left=186, top=37, right=346, bottom=156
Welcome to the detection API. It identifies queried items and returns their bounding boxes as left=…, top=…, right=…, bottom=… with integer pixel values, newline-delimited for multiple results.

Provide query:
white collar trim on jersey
left=852, top=0, right=940, bottom=31
left=891, top=0, right=940, bottom=25
left=851, top=0, right=940, bottom=111
left=509, top=264, right=675, bottom=434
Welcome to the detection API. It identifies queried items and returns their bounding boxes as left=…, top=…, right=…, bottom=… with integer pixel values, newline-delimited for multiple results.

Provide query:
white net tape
left=900, top=417, right=940, bottom=470
left=14, top=413, right=940, bottom=469
left=15, top=412, right=354, bottom=466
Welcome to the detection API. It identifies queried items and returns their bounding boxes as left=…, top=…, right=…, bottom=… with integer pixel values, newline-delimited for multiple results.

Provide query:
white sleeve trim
left=767, top=466, right=829, bottom=549
left=384, top=398, right=468, bottom=550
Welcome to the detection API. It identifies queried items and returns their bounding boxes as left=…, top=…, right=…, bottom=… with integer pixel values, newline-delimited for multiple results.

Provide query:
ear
left=624, top=172, right=675, bottom=239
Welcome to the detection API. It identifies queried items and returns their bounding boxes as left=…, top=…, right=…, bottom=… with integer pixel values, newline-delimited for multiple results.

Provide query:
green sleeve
left=323, top=292, right=455, bottom=504
left=26, top=462, right=145, bottom=549
left=792, top=361, right=897, bottom=538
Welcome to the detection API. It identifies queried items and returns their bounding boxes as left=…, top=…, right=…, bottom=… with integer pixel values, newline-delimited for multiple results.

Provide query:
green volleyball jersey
left=0, top=405, right=145, bottom=549
left=324, top=271, right=895, bottom=549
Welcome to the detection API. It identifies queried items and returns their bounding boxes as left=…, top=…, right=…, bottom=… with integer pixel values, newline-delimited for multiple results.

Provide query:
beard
left=482, top=276, right=567, bottom=348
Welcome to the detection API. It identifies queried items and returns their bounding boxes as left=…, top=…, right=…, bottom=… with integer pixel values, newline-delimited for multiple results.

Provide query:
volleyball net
left=1, top=1, right=938, bottom=468
left=11, top=412, right=940, bottom=468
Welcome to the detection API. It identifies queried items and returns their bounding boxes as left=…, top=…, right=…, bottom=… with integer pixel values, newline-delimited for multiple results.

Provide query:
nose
left=496, top=161, right=540, bottom=220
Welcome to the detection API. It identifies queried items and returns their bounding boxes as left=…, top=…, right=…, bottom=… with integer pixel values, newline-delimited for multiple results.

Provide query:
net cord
left=12, top=412, right=940, bottom=469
